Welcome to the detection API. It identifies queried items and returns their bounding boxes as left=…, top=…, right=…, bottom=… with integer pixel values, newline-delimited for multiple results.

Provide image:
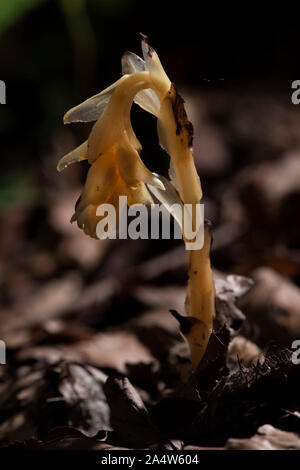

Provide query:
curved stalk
left=154, top=83, right=216, bottom=367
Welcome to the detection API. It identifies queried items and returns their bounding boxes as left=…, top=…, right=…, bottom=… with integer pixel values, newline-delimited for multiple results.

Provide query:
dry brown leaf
left=226, top=424, right=300, bottom=450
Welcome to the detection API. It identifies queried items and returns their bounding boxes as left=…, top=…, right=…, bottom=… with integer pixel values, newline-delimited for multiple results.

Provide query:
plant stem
left=158, top=85, right=216, bottom=367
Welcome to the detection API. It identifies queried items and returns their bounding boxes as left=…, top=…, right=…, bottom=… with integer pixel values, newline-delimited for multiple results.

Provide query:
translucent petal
left=149, top=173, right=165, bottom=190
left=122, top=51, right=146, bottom=74
left=148, top=177, right=202, bottom=249
left=122, top=51, right=160, bottom=116
left=134, top=89, right=160, bottom=117
left=63, top=76, right=127, bottom=124
left=147, top=176, right=183, bottom=231
left=57, top=140, right=88, bottom=172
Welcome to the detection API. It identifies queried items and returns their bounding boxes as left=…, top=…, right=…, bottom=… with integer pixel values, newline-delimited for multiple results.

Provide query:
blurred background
left=1, top=0, right=300, bottom=395
left=1, top=1, right=300, bottom=448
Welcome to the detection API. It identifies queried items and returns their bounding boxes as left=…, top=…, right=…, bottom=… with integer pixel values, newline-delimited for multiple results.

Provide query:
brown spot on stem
left=169, top=83, right=194, bottom=147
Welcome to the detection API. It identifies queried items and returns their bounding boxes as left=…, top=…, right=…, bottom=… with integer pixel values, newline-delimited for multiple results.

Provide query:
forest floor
left=1, top=90, right=300, bottom=450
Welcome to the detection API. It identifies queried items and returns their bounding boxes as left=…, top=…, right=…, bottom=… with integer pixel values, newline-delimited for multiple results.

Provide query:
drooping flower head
left=57, top=35, right=215, bottom=368
left=57, top=35, right=174, bottom=238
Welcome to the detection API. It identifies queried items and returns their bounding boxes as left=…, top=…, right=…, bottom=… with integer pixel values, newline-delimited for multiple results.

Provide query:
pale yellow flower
left=57, top=39, right=168, bottom=238
left=57, top=35, right=215, bottom=367
left=69, top=133, right=161, bottom=238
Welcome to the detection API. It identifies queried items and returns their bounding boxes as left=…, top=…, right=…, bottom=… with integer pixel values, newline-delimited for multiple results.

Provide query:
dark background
left=0, top=0, right=300, bottom=346
left=1, top=1, right=300, bottom=449
left=1, top=2, right=300, bottom=181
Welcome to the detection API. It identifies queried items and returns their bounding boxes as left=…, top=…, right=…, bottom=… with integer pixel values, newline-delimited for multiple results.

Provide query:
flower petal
left=148, top=177, right=203, bottom=249
left=87, top=72, right=151, bottom=163
left=57, top=140, right=88, bottom=172
left=122, top=51, right=146, bottom=74
left=122, top=51, right=160, bottom=117
left=116, top=132, right=165, bottom=190
left=126, top=183, right=154, bottom=206
left=74, top=148, right=118, bottom=219
left=147, top=176, right=183, bottom=230
left=76, top=204, right=98, bottom=238
left=134, top=90, right=160, bottom=117
left=141, top=35, right=171, bottom=97
left=63, top=76, right=127, bottom=124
